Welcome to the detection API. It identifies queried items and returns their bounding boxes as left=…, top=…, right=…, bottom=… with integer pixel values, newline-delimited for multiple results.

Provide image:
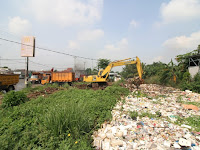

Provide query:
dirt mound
left=27, top=87, right=59, bottom=99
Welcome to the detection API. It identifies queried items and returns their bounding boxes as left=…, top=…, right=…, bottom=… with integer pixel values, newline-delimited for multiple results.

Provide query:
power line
left=0, top=37, right=97, bottom=60
left=1, top=58, right=73, bottom=68
left=1, top=59, right=24, bottom=60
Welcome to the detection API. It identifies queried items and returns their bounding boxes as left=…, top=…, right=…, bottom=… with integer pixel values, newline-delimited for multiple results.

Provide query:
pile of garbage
left=93, top=84, right=200, bottom=150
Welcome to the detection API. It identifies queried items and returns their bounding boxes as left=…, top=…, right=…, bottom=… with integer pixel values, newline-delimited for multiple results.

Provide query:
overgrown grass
left=0, top=85, right=129, bottom=150
left=175, top=116, right=200, bottom=131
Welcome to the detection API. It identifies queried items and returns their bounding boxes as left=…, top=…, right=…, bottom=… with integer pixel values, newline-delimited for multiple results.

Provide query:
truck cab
left=41, top=74, right=51, bottom=85
left=30, top=75, right=40, bottom=84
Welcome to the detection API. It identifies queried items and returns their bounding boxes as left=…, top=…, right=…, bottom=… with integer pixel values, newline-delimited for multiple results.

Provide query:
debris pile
left=0, top=68, right=13, bottom=74
left=93, top=84, right=200, bottom=150
left=27, top=87, right=59, bottom=99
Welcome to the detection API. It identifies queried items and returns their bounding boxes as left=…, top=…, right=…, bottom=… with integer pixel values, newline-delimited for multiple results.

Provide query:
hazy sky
left=1, top=0, right=200, bottom=71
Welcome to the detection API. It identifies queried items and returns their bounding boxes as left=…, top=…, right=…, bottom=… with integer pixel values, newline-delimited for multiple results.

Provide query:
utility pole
left=84, top=61, right=86, bottom=70
left=84, top=61, right=86, bottom=75
left=92, top=60, right=93, bottom=70
left=74, top=56, right=77, bottom=72
left=25, top=57, right=29, bottom=87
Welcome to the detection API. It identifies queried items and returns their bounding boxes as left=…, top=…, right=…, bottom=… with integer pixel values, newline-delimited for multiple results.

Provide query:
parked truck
left=30, top=72, right=43, bottom=84
left=41, top=72, right=75, bottom=85
left=0, top=74, right=19, bottom=92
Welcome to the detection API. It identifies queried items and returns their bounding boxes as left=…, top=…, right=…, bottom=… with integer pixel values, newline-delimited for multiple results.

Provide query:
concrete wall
left=188, top=66, right=200, bottom=78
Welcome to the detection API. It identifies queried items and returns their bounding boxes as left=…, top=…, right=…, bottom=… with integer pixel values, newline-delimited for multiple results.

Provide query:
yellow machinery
left=83, top=56, right=143, bottom=85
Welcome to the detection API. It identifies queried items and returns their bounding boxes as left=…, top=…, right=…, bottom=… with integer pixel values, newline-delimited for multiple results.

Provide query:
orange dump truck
left=41, top=72, right=75, bottom=85
left=0, top=74, right=19, bottom=92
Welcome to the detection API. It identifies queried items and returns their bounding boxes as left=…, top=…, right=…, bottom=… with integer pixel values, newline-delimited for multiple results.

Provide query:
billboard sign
left=21, top=36, right=35, bottom=57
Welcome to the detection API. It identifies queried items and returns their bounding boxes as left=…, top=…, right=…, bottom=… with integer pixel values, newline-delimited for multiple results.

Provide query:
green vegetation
left=2, top=91, right=29, bottom=108
left=0, top=85, right=128, bottom=150
left=97, top=58, right=111, bottom=69
left=119, top=45, right=200, bottom=93
left=175, top=116, right=200, bottom=131
left=130, top=110, right=199, bottom=131
left=111, top=78, right=125, bottom=87
left=132, top=90, right=148, bottom=98
left=176, top=97, right=200, bottom=108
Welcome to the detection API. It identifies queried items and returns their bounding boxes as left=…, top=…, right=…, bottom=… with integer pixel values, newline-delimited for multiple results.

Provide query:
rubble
left=93, top=84, right=200, bottom=150
left=0, top=68, right=13, bottom=74
left=182, top=104, right=199, bottom=111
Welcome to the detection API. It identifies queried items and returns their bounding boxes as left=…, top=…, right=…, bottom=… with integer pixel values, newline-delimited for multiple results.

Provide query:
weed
left=176, top=95, right=183, bottom=103
left=130, top=111, right=162, bottom=120
left=177, top=100, right=200, bottom=108
left=112, top=79, right=125, bottom=87
left=152, top=99, right=162, bottom=104
left=21, top=83, right=60, bottom=94
left=0, top=85, right=129, bottom=149
left=132, top=91, right=148, bottom=98
left=2, top=91, right=29, bottom=108
left=174, top=116, right=200, bottom=131
left=130, top=111, right=138, bottom=120
left=62, top=83, right=71, bottom=89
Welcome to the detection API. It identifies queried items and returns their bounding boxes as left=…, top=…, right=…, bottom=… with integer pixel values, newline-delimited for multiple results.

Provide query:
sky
left=0, top=0, right=200, bottom=71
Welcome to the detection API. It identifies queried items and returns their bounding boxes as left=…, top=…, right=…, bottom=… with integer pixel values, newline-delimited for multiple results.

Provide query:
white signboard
left=21, top=36, right=35, bottom=57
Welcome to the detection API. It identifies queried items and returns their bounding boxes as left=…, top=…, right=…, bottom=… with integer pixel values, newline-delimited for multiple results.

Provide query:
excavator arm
left=99, top=57, right=142, bottom=79
left=83, top=56, right=143, bottom=83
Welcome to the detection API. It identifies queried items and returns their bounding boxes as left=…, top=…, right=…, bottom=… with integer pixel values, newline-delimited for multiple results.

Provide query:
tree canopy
left=97, top=59, right=111, bottom=69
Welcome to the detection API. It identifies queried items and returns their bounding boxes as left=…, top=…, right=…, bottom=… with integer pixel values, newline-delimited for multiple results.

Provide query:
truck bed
left=0, top=74, right=19, bottom=86
left=51, top=72, right=75, bottom=82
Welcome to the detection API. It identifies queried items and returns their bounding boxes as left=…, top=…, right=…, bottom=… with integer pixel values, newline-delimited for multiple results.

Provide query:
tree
left=120, top=59, right=145, bottom=79
left=160, top=59, right=177, bottom=85
left=97, top=59, right=111, bottom=69
left=85, top=68, right=98, bottom=75
left=143, top=62, right=166, bottom=79
left=120, top=63, right=137, bottom=78
left=85, top=68, right=92, bottom=75
left=176, top=45, right=199, bottom=72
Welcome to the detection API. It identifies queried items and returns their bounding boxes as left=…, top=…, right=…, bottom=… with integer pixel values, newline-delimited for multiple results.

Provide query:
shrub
left=63, top=83, right=71, bottom=89
left=2, top=91, right=29, bottom=108
left=112, top=78, right=125, bottom=87
left=130, top=111, right=138, bottom=120
left=144, top=75, right=161, bottom=84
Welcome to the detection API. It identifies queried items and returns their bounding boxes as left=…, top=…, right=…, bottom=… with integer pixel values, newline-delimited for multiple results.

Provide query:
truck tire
left=6, top=85, right=15, bottom=92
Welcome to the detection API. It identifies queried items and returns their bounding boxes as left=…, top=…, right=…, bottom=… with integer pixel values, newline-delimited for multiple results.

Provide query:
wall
left=188, top=66, right=200, bottom=78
